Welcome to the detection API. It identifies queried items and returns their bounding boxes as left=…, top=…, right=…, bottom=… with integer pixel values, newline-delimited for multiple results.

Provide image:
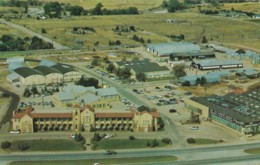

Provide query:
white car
left=10, top=130, right=20, bottom=134
left=104, top=134, right=113, bottom=139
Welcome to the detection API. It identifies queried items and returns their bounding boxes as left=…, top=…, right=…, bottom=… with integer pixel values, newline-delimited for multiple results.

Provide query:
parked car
left=105, top=150, right=117, bottom=155
left=169, top=109, right=177, bottom=113
left=190, top=126, right=199, bottom=130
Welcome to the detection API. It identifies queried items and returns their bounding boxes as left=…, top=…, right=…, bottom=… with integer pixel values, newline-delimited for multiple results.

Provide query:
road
left=0, top=19, right=69, bottom=50
left=1, top=142, right=260, bottom=164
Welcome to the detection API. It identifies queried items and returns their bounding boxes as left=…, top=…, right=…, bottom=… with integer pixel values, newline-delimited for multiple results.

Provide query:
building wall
left=95, top=117, right=133, bottom=131
left=133, top=113, right=157, bottom=132
left=184, top=99, right=209, bottom=119
left=12, top=115, right=33, bottom=133
left=20, top=75, right=45, bottom=86
left=63, top=71, right=81, bottom=82
left=45, top=73, right=63, bottom=84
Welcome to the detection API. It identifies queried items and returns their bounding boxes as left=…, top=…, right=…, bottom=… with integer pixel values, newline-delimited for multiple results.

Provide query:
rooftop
left=14, top=67, right=42, bottom=78
left=191, top=89, right=260, bottom=125
left=39, top=60, right=56, bottom=67
left=51, top=64, right=76, bottom=74
left=34, top=65, right=60, bottom=76
left=198, top=59, right=242, bottom=67
left=116, top=59, right=169, bottom=74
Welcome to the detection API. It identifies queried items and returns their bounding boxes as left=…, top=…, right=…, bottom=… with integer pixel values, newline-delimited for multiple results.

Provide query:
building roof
left=95, top=112, right=135, bottom=118
left=97, top=87, right=119, bottom=96
left=171, top=51, right=215, bottom=58
left=116, top=59, right=169, bottom=74
left=34, top=65, right=60, bottom=76
left=137, top=105, right=150, bottom=112
left=39, top=60, right=56, bottom=67
left=198, top=59, right=242, bottom=67
left=235, top=69, right=259, bottom=76
left=148, top=42, right=200, bottom=55
left=14, top=67, right=42, bottom=78
left=7, top=73, right=20, bottom=80
left=6, top=56, right=24, bottom=64
left=207, top=70, right=230, bottom=77
left=31, top=113, right=72, bottom=118
left=8, top=62, right=24, bottom=71
left=190, top=89, right=260, bottom=124
left=51, top=64, right=76, bottom=74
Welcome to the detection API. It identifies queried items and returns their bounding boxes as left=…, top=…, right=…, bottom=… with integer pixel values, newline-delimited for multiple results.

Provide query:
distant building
left=6, top=56, right=24, bottom=64
left=197, top=59, right=243, bottom=70
left=169, top=51, right=215, bottom=61
left=8, top=63, right=82, bottom=86
left=55, top=84, right=120, bottom=110
left=253, top=14, right=260, bottom=19
left=235, top=69, right=259, bottom=79
left=115, top=59, right=170, bottom=79
left=12, top=105, right=160, bottom=133
left=185, top=89, right=260, bottom=135
left=147, top=42, right=200, bottom=57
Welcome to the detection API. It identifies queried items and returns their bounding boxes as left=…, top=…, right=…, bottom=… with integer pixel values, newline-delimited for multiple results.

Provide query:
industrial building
left=185, top=89, right=260, bottom=135
left=197, top=59, right=243, bottom=70
left=7, top=61, right=82, bottom=86
left=147, top=42, right=200, bottom=57
left=115, top=59, right=170, bottom=79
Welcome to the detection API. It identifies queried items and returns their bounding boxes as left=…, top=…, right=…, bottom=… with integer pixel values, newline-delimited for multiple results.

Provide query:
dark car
left=105, top=150, right=117, bottom=155
left=169, top=109, right=177, bottom=113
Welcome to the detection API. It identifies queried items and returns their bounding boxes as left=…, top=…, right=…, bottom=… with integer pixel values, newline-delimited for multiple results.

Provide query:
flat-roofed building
left=185, top=89, right=260, bottom=135
left=147, top=42, right=200, bottom=57
left=197, top=59, right=243, bottom=70
left=14, top=67, right=45, bottom=86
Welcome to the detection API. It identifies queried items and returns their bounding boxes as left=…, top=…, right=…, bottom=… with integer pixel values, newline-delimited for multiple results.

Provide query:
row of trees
left=76, top=76, right=99, bottom=88
left=0, top=34, right=53, bottom=51
left=43, top=2, right=139, bottom=18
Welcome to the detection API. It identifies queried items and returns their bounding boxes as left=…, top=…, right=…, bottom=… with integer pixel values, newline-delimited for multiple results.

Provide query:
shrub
left=162, top=138, right=172, bottom=144
left=1, top=141, right=11, bottom=149
left=129, top=136, right=135, bottom=140
left=187, top=137, right=196, bottom=144
left=146, top=141, right=151, bottom=147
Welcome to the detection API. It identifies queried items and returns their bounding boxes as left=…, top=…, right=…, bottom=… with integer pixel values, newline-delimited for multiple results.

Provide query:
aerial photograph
left=0, top=0, right=259, bottom=164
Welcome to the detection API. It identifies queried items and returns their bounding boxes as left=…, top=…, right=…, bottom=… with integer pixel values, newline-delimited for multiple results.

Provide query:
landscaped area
left=95, top=138, right=169, bottom=150
left=10, top=156, right=177, bottom=165
left=244, top=148, right=260, bottom=154
left=5, top=139, right=85, bottom=152
left=187, top=138, right=221, bottom=145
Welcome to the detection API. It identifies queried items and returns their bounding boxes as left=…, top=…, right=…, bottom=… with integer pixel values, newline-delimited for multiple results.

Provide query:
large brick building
left=12, top=105, right=160, bottom=133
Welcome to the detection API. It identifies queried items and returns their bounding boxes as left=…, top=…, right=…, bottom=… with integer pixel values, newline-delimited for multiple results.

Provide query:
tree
left=201, top=36, right=208, bottom=43
left=23, top=88, right=31, bottom=97
left=31, top=86, right=38, bottom=94
left=169, top=53, right=174, bottom=61
left=129, top=25, right=136, bottom=31
left=172, top=64, right=186, bottom=79
left=195, top=77, right=201, bottom=85
left=161, top=0, right=168, bottom=8
left=162, top=138, right=172, bottom=144
left=43, top=2, right=62, bottom=18
left=136, top=72, right=146, bottom=82
left=181, top=81, right=190, bottom=86
left=92, top=3, right=103, bottom=15
left=167, top=0, right=184, bottom=13
left=91, top=58, right=100, bottom=66
left=157, top=117, right=165, bottom=130
left=41, top=28, right=47, bottom=34
left=200, top=76, right=207, bottom=86
left=187, top=137, right=196, bottom=144
left=77, top=77, right=99, bottom=88
left=93, top=133, right=101, bottom=142
left=107, top=63, right=115, bottom=73
left=1, top=141, right=11, bottom=149
left=146, top=141, right=151, bottom=147
left=129, top=135, right=135, bottom=140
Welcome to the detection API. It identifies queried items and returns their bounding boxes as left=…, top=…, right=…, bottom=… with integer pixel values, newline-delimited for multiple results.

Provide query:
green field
left=10, top=156, right=178, bottom=165
left=38, top=0, right=163, bottom=10
left=10, top=12, right=260, bottom=52
left=95, top=138, right=169, bottom=150
left=244, top=148, right=260, bottom=154
left=7, top=139, right=84, bottom=152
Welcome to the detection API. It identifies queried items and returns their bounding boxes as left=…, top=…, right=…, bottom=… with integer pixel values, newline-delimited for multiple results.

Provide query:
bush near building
left=1, top=141, right=11, bottom=149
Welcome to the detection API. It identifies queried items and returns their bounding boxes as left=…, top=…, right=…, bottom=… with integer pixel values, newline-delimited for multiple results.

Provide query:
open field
left=10, top=156, right=178, bottom=165
left=95, top=138, right=168, bottom=150
left=221, top=2, right=260, bottom=13
left=6, top=139, right=84, bottom=152
left=10, top=12, right=260, bottom=51
left=38, top=0, right=162, bottom=10
left=244, top=148, right=260, bottom=154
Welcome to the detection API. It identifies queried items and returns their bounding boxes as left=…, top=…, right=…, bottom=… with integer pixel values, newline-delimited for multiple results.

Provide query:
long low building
left=184, top=89, right=260, bottom=135
left=197, top=59, right=243, bottom=70
left=12, top=105, right=160, bottom=133
left=8, top=64, right=81, bottom=86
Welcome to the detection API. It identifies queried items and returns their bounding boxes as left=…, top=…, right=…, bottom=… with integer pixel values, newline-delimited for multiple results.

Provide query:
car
left=105, top=150, right=117, bottom=155
left=169, top=109, right=177, bottom=113
left=104, top=134, right=113, bottom=139
left=10, top=130, right=20, bottom=134
left=69, top=134, right=75, bottom=138
left=190, top=126, right=199, bottom=130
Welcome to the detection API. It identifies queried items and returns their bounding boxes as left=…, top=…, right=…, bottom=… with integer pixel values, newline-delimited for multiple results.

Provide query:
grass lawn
left=10, top=156, right=178, bottom=165
left=8, top=139, right=84, bottom=152
left=11, top=12, right=260, bottom=51
left=95, top=138, right=168, bottom=150
left=193, top=138, right=220, bottom=145
left=244, top=148, right=260, bottom=154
